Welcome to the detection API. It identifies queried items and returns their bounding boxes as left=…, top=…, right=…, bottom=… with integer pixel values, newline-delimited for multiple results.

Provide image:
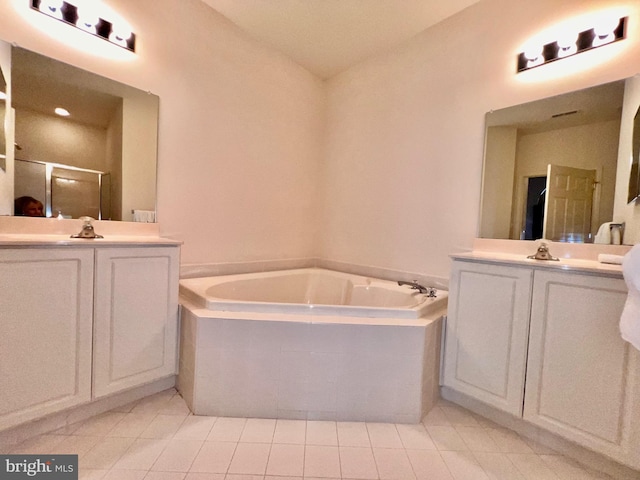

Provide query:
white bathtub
left=178, top=268, right=448, bottom=422
left=179, top=268, right=447, bottom=318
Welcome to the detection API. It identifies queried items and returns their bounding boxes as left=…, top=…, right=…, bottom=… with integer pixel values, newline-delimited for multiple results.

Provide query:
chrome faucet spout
left=397, top=280, right=437, bottom=297
left=71, top=216, right=104, bottom=239
left=527, top=242, right=559, bottom=261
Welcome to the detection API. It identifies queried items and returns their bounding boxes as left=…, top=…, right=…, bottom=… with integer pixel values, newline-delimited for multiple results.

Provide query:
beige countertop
left=453, top=241, right=627, bottom=278
left=451, top=251, right=624, bottom=276
left=0, top=234, right=181, bottom=247
left=0, top=216, right=181, bottom=247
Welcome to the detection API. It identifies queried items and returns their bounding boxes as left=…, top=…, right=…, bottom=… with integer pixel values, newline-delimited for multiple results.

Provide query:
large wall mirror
left=479, top=79, right=634, bottom=244
left=9, top=46, right=158, bottom=222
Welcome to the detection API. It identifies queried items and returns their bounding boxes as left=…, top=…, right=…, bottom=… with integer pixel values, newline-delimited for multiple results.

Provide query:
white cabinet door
left=443, top=260, right=533, bottom=416
left=524, top=270, right=638, bottom=467
left=93, top=247, right=179, bottom=398
left=0, top=248, right=94, bottom=430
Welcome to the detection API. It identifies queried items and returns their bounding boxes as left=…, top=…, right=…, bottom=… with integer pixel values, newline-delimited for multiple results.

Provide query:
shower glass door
left=14, top=158, right=110, bottom=219
left=52, top=167, right=100, bottom=219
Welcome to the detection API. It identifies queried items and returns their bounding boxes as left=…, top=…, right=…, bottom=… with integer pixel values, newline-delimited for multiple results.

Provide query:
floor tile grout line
left=9, top=390, right=623, bottom=480
left=364, top=423, right=381, bottom=480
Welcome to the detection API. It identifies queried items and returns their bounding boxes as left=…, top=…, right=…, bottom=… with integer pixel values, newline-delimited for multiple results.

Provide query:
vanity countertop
left=451, top=238, right=632, bottom=278
left=0, top=216, right=181, bottom=246
left=0, top=234, right=182, bottom=247
left=451, top=251, right=624, bottom=278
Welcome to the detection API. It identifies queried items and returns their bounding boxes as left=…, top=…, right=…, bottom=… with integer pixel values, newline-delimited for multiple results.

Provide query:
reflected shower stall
left=15, top=158, right=111, bottom=219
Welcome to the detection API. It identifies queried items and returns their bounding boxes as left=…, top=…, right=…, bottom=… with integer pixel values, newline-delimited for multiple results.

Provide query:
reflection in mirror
left=0, top=65, right=6, bottom=172
left=479, top=80, right=626, bottom=243
left=629, top=105, right=640, bottom=203
left=11, top=47, right=159, bottom=221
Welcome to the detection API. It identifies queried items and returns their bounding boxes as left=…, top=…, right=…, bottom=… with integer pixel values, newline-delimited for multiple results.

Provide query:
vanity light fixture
left=517, top=16, right=626, bottom=72
left=30, top=0, right=136, bottom=52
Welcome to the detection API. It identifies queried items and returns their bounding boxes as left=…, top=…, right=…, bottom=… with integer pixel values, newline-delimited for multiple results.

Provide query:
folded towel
left=598, top=254, right=624, bottom=265
left=620, top=245, right=640, bottom=351
left=594, top=222, right=612, bottom=244
left=133, top=210, right=156, bottom=223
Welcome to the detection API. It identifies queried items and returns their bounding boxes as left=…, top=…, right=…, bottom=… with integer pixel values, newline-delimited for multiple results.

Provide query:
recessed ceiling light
left=55, top=107, right=70, bottom=116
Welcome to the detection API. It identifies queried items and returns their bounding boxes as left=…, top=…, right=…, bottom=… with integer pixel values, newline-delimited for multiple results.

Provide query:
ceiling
left=12, top=47, right=123, bottom=130
left=200, top=0, right=481, bottom=79
left=486, top=80, right=625, bottom=135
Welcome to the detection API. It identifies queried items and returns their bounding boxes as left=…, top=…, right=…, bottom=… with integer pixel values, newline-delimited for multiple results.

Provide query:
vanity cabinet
left=524, top=270, right=639, bottom=467
left=0, top=245, right=180, bottom=432
left=0, top=248, right=94, bottom=431
left=442, top=261, right=533, bottom=416
left=93, top=247, right=179, bottom=398
left=443, top=258, right=640, bottom=469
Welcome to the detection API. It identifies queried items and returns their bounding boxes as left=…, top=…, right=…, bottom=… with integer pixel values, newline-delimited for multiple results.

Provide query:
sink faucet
left=398, top=280, right=437, bottom=297
left=527, top=242, right=559, bottom=261
left=71, top=216, right=104, bottom=239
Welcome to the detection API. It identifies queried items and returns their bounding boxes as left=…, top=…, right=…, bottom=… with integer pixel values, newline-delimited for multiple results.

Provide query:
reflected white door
left=543, top=164, right=596, bottom=241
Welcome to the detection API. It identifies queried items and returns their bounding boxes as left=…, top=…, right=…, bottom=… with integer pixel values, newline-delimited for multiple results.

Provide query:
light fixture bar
left=517, top=16, right=626, bottom=73
left=30, top=0, right=136, bottom=52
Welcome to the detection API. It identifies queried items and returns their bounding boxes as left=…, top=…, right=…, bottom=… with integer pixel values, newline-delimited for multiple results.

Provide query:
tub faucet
left=398, top=280, right=437, bottom=297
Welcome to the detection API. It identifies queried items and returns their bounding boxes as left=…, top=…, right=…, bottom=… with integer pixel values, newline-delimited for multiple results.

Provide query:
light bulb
left=592, top=16, right=620, bottom=47
left=523, top=43, right=544, bottom=68
left=76, top=4, right=101, bottom=32
left=557, top=31, right=578, bottom=58
left=524, top=44, right=543, bottom=62
left=39, top=0, right=64, bottom=19
left=594, top=16, right=620, bottom=38
left=109, top=22, right=132, bottom=45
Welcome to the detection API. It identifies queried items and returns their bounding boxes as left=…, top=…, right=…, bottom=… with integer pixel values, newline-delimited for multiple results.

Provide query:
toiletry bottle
left=610, top=223, right=623, bottom=245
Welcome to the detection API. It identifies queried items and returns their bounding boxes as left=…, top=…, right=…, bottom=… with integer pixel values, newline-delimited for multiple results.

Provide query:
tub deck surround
left=178, top=268, right=447, bottom=423
left=180, top=267, right=447, bottom=319
left=180, top=257, right=450, bottom=290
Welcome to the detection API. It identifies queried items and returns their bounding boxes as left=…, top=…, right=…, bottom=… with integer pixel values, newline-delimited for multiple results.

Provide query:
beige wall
left=15, top=109, right=108, bottom=169
left=320, top=0, right=640, bottom=280
left=121, top=95, right=156, bottom=221
left=480, top=126, right=518, bottom=239
left=106, top=102, right=123, bottom=220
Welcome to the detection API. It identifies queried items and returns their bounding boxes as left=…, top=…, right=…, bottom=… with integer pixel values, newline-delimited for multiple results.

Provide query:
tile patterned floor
left=6, top=389, right=615, bottom=480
